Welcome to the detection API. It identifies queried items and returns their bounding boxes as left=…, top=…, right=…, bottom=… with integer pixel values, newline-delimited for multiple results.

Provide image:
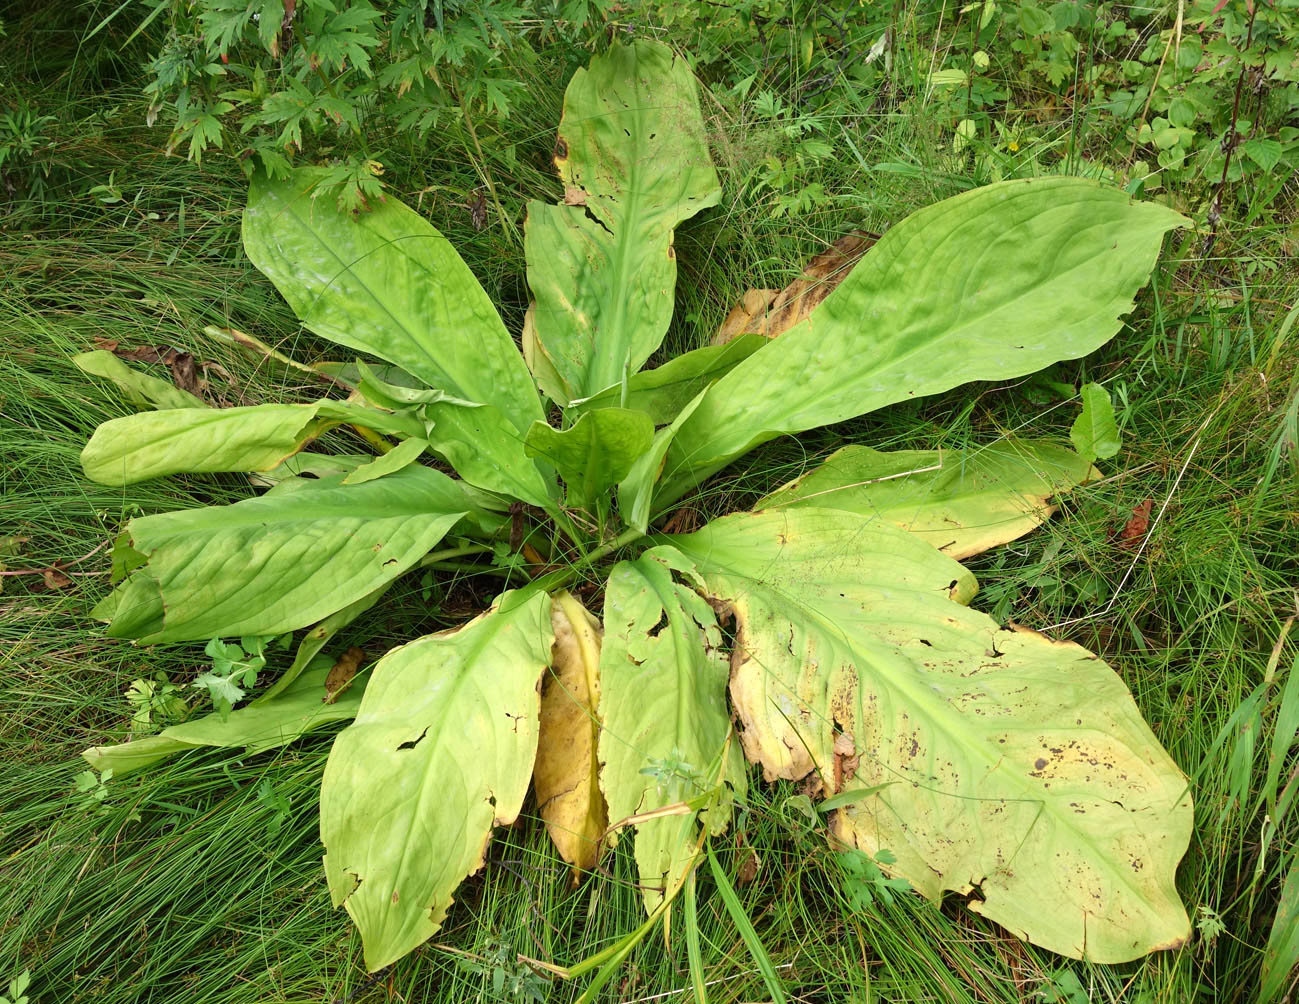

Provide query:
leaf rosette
left=74, top=38, right=1193, bottom=977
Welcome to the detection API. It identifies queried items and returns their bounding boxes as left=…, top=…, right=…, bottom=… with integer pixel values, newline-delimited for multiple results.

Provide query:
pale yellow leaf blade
left=535, top=591, right=607, bottom=877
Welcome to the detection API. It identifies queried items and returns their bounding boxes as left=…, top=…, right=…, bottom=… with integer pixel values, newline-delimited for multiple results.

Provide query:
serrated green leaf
left=321, top=589, right=553, bottom=971
left=243, top=167, right=542, bottom=436
left=524, top=40, right=721, bottom=399
left=93, top=466, right=473, bottom=642
left=1070, top=383, right=1122, bottom=462
left=667, top=507, right=1192, bottom=962
left=660, top=179, right=1186, bottom=501
left=1241, top=137, right=1283, bottom=173
left=758, top=440, right=1097, bottom=559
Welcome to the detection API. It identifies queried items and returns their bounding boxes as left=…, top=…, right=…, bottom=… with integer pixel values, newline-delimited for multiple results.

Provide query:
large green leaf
left=524, top=408, right=654, bottom=508
left=569, top=333, right=766, bottom=425
left=81, top=400, right=425, bottom=486
left=667, top=507, right=1192, bottom=962
left=757, top=440, right=1097, bottom=559
left=524, top=40, right=721, bottom=401
left=320, top=589, right=553, bottom=972
left=242, top=167, right=542, bottom=435
left=598, top=550, right=743, bottom=914
left=93, top=466, right=474, bottom=642
left=82, top=657, right=369, bottom=777
left=661, top=179, right=1187, bottom=498
left=423, top=400, right=557, bottom=508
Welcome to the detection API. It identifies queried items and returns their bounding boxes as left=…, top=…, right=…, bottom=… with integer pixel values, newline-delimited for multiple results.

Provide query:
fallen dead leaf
left=832, top=731, right=860, bottom=794
left=469, top=191, right=488, bottom=231
left=713, top=230, right=877, bottom=344
left=534, top=593, right=607, bottom=880
left=322, top=646, right=365, bottom=704
left=1115, top=499, right=1153, bottom=550
left=43, top=567, right=74, bottom=590
left=97, top=341, right=205, bottom=398
left=736, top=845, right=761, bottom=886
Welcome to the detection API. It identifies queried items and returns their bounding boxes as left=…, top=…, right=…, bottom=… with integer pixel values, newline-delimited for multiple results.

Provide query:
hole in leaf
left=647, top=610, right=670, bottom=638
left=396, top=727, right=428, bottom=751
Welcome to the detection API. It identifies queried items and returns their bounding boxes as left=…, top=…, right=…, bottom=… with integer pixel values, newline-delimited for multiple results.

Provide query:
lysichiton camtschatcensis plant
left=76, top=40, right=1192, bottom=978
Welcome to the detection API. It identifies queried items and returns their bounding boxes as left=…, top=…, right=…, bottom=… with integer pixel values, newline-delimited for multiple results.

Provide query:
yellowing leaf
left=757, top=440, right=1098, bottom=560
left=598, top=550, right=745, bottom=915
left=535, top=591, right=607, bottom=878
left=321, top=589, right=553, bottom=971
left=670, top=508, right=1192, bottom=963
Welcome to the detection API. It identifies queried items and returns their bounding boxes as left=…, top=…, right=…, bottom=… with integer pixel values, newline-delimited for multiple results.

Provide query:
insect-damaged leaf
left=534, top=591, right=607, bottom=878
left=660, top=178, right=1188, bottom=500
left=713, top=231, right=876, bottom=344
left=82, top=656, right=370, bottom=777
left=599, top=549, right=745, bottom=915
left=93, top=466, right=474, bottom=643
left=524, top=408, right=653, bottom=507
left=524, top=40, right=721, bottom=400
left=320, top=589, right=553, bottom=972
left=757, top=440, right=1098, bottom=560
left=243, top=167, right=544, bottom=437
left=667, top=508, right=1192, bottom=963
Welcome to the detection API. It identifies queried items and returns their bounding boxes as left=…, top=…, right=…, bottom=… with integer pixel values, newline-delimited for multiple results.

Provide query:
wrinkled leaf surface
left=668, top=507, right=1192, bottom=962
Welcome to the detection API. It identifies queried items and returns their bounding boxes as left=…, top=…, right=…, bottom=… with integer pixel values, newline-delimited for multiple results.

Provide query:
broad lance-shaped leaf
left=82, top=656, right=369, bottom=777
left=524, top=408, right=653, bottom=507
left=757, top=440, right=1098, bottom=560
left=667, top=508, right=1192, bottom=962
left=321, top=589, right=553, bottom=972
left=599, top=550, right=745, bottom=915
left=74, top=350, right=207, bottom=411
left=243, top=167, right=543, bottom=436
left=660, top=178, right=1187, bottom=500
left=619, top=389, right=708, bottom=534
left=524, top=40, right=721, bottom=401
left=569, top=333, right=766, bottom=425
left=534, top=592, right=607, bottom=878
left=94, top=466, right=476, bottom=643
left=81, top=399, right=425, bottom=486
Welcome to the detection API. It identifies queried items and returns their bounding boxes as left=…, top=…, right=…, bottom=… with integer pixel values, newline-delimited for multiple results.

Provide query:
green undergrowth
left=2, top=3, right=1297, bottom=1002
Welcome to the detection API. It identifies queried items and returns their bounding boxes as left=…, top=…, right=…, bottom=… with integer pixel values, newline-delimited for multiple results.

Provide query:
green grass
left=2, top=4, right=1297, bottom=1003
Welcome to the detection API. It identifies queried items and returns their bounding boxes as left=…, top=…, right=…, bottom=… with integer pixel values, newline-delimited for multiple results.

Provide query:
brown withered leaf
left=1115, top=499, right=1153, bottom=550
left=99, top=342, right=204, bottom=397
left=832, top=731, right=860, bottom=794
left=469, top=191, right=488, bottom=231
left=322, top=646, right=365, bottom=705
left=43, top=567, right=74, bottom=590
left=534, top=592, right=607, bottom=880
left=713, top=230, right=877, bottom=345
left=736, top=845, right=761, bottom=886
left=562, top=185, right=588, bottom=207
